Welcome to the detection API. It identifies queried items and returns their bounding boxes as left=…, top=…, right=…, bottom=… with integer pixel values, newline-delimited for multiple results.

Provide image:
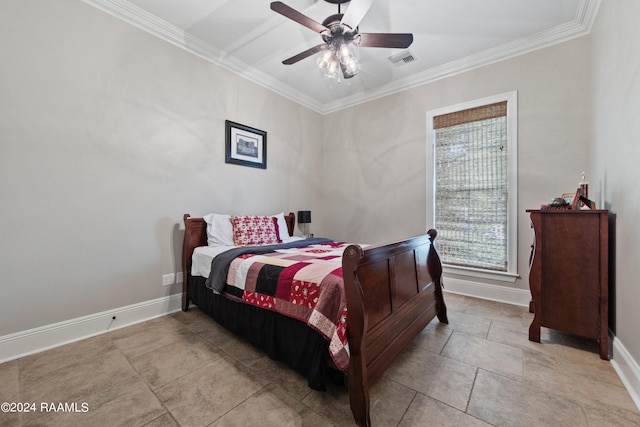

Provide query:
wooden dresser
left=526, top=209, right=609, bottom=359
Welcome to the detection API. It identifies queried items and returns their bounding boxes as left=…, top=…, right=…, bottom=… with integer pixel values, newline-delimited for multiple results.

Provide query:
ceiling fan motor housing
left=321, top=14, right=358, bottom=46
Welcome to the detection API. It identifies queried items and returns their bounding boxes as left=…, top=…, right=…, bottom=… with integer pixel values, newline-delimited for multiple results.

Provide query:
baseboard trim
left=0, top=293, right=182, bottom=363
left=442, top=276, right=531, bottom=307
left=610, top=335, right=640, bottom=411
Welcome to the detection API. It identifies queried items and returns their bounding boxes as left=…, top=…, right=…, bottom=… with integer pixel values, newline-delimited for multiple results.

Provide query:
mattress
left=191, top=236, right=305, bottom=277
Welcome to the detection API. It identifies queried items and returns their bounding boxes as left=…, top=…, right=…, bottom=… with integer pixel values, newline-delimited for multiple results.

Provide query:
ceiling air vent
left=389, top=50, right=416, bottom=66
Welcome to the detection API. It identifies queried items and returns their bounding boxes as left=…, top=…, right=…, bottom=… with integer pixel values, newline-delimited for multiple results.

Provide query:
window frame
left=426, top=91, right=518, bottom=282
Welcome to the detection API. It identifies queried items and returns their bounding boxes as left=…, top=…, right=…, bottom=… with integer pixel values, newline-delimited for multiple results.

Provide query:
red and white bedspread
left=220, top=242, right=352, bottom=370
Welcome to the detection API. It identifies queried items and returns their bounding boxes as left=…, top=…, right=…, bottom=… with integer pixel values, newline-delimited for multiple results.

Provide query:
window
left=426, top=92, right=517, bottom=281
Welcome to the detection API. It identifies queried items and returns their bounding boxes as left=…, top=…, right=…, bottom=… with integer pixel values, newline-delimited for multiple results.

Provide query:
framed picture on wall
left=225, top=120, right=267, bottom=169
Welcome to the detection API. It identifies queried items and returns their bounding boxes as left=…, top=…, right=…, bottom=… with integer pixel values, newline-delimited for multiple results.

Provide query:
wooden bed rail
left=342, top=229, right=448, bottom=427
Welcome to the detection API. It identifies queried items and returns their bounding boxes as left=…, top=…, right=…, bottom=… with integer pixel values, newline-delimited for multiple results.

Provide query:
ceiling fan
left=270, top=0, right=413, bottom=80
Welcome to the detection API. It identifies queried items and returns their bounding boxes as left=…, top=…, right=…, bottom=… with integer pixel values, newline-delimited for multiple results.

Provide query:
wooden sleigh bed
left=182, top=212, right=448, bottom=427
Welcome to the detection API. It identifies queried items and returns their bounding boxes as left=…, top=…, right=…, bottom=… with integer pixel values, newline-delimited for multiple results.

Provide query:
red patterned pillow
left=230, top=215, right=281, bottom=246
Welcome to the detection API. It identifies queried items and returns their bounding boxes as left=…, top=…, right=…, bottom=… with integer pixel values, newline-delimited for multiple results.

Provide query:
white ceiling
left=85, top=0, right=600, bottom=114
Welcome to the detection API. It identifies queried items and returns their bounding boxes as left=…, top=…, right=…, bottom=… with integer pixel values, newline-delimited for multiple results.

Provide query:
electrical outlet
left=162, top=274, right=175, bottom=286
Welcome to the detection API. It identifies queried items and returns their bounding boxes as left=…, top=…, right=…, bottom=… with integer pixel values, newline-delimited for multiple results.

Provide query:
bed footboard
left=342, top=230, right=448, bottom=427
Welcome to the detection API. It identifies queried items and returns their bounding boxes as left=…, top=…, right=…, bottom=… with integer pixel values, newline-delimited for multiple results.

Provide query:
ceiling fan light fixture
left=339, top=43, right=359, bottom=75
left=271, top=0, right=412, bottom=81
left=316, top=47, right=339, bottom=79
left=316, top=42, right=359, bottom=80
left=339, top=43, right=352, bottom=60
left=317, top=48, right=335, bottom=69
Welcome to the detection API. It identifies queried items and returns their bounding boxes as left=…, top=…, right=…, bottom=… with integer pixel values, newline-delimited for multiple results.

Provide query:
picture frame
left=561, top=192, right=575, bottom=205
left=225, top=120, right=267, bottom=169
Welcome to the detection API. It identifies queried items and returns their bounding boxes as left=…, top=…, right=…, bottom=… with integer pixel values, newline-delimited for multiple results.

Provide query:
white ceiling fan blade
left=340, top=0, right=374, bottom=30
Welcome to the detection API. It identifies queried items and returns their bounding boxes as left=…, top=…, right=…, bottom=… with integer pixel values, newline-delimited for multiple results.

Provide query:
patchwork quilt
left=207, top=240, right=351, bottom=370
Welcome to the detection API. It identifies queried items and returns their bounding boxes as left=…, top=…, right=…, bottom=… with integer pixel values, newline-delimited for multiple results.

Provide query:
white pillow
left=203, top=213, right=235, bottom=246
left=272, top=212, right=291, bottom=240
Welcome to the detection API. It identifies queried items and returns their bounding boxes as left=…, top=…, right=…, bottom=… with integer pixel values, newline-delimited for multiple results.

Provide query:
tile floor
left=2, top=293, right=639, bottom=426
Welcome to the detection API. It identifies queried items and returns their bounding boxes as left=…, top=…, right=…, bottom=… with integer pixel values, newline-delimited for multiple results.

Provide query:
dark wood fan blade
left=282, top=44, right=328, bottom=65
left=340, top=0, right=374, bottom=30
left=270, top=1, right=329, bottom=34
left=358, top=33, right=414, bottom=48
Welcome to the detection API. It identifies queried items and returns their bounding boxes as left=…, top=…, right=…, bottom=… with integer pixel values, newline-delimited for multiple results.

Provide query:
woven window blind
left=433, top=101, right=508, bottom=271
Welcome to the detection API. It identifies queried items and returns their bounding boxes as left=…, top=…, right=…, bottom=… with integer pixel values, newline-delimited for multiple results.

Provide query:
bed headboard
left=181, top=212, right=296, bottom=310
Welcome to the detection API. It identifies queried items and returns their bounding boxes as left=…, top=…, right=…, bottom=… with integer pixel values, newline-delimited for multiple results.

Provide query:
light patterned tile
left=19, top=346, right=137, bottom=403
left=441, top=292, right=473, bottom=312
left=19, top=347, right=138, bottom=424
left=142, top=412, right=180, bottom=427
left=243, top=354, right=314, bottom=400
left=368, top=377, right=421, bottom=427
left=400, top=393, right=491, bottom=426
left=210, top=384, right=332, bottom=427
left=18, top=334, right=117, bottom=379
left=523, top=348, right=638, bottom=412
left=154, top=357, right=265, bottom=426
left=168, top=307, right=211, bottom=326
left=213, top=333, right=267, bottom=364
left=468, top=369, right=588, bottom=426
left=409, top=318, right=453, bottom=354
left=302, top=375, right=418, bottom=427
left=463, top=298, right=526, bottom=324
left=0, top=359, right=19, bottom=398
left=583, top=400, right=640, bottom=426
left=128, top=333, right=224, bottom=390
left=0, top=360, right=21, bottom=427
left=23, top=376, right=165, bottom=426
left=107, top=316, right=191, bottom=359
left=488, top=318, right=566, bottom=358
left=2, top=295, right=637, bottom=427
left=301, top=379, right=356, bottom=426
left=442, top=331, right=523, bottom=380
left=443, top=310, right=492, bottom=339
left=385, top=344, right=477, bottom=411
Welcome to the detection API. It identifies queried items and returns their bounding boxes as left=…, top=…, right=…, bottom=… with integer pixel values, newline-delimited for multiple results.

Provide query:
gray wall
left=0, top=0, right=323, bottom=336
left=589, top=0, right=640, bottom=372
left=322, top=36, right=591, bottom=293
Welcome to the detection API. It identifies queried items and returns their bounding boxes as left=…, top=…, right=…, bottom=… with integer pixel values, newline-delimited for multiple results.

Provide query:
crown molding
left=82, top=0, right=600, bottom=115
left=82, top=0, right=326, bottom=113
left=322, top=0, right=602, bottom=113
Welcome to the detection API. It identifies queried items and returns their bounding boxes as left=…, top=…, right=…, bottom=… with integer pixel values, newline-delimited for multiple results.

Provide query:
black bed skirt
left=189, top=276, right=343, bottom=390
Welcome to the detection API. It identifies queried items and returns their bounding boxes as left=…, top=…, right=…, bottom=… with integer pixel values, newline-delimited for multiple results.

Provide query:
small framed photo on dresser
left=225, top=120, right=267, bottom=169
left=561, top=192, right=575, bottom=205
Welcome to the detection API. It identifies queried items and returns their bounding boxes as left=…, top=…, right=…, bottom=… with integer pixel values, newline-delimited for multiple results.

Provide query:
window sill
left=442, top=265, right=519, bottom=283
